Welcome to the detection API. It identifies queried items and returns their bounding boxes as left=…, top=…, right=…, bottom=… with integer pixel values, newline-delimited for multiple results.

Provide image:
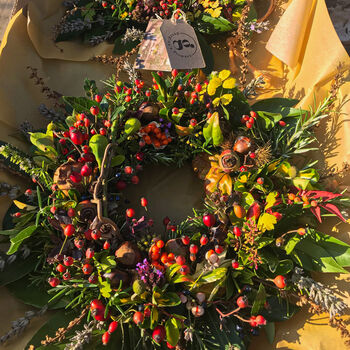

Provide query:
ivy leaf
left=165, top=317, right=180, bottom=347
left=251, top=283, right=266, bottom=315
left=203, top=112, right=223, bottom=146
left=257, top=213, right=277, bottom=232
left=7, top=225, right=37, bottom=255
left=89, top=134, right=108, bottom=169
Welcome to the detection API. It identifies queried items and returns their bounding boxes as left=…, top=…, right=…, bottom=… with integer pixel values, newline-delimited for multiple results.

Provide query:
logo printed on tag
left=167, top=32, right=198, bottom=58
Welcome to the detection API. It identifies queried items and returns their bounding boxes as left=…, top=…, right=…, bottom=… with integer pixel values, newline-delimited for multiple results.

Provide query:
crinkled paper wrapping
left=0, top=0, right=349, bottom=348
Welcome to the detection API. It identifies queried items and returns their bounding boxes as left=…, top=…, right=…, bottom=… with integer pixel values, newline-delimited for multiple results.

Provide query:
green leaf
left=203, top=112, right=223, bottom=146
left=0, top=253, right=38, bottom=286
left=30, top=132, right=57, bottom=157
left=65, top=115, right=76, bottom=127
left=196, top=31, right=214, bottom=75
left=165, top=317, right=180, bottom=347
left=89, top=134, right=108, bottom=169
left=7, top=225, right=37, bottom=255
left=150, top=307, right=159, bottom=329
left=63, top=96, right=97, bottom=113
left=110, top=155, right=125, bottom=167
left=284, top=235, right=301, bottom=254
left=151, top=72, right=167, bottom=98
left=197, top=267, right=227, bottom=284
left=256, top=237, right=274, bottom=249
left=264, top=322, right=275, bottom=344
left=262, top=296, right=299, bottom=322
left=152, top=287, right=181, bottom=307
left=124, top=118, right=141, bottom=135
left=0, top=228, right=19, bottom=236
left=241, top=192, right=255, bottom=208
left=234, top=181, right=246, bottom=192
left=251, top=283, right=266, bottom=315
left=257, top=213, right=277, bottom=232
left=200, top=15, right=235, bottom=33
left=269, top=259, right=293, bottom=274
left=251, top=98, right=299, bottom=113
left=100, top=281, right=112, bottom=298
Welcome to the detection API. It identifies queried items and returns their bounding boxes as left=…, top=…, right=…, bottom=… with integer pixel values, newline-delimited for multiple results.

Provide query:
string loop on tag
left=171, top=9, right=187, bottom=24
left=155, top=13, right=162, bottom=20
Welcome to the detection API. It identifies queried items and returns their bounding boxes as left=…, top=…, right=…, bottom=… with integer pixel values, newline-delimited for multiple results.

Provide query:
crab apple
left=215, top=245, right=224, bottom=254
left=181, top=235, right=190, bottom=245
left=124, top=166, right=133, bottom=174
left=86, top=248, right=95, bottom=259
left=81, top=164, right=92, bottom=177
left=273, top=275, right=286, bottom=289
left=257, top=177, right=264, bottom=185
left=116, top=180, right=127, bottom=191
left=64, top=224, right=75, bottom=237
left=91, top=230, right=101, bottom=240
left=63, top=272, right=71, bottom=280
left=232, top=260, right=239, bottom=269
left=190, top=118, right=197, bottom=127
left=236, top=296, right=248, bottom=308
left=126, top=208, right=135, bottom=218
left=179, top=265, right=190, bottom=275
left=74, top=238, right=84, bottom=249
left=69, top=129, right=84, bottom=145
left=152, top=325, right=166, bottom=343
left=200, top=235, right=209, bottom=246
left=56, top=264, right=66, bottom=273
left=131, top=175, right=139, bottom=184
left=48, top=277, right=60, bottom=287
left=189, top=244, right=198, bottom=254
left=102, top=331, right=110, bottom=345
left=103, top=241, right=110, bottom=250
left=233, top=226, right=242, bottom=237
left=82, top=264, right=93, bottom=275
left=95, top=94, right=102, bottom=103
left=108, top=321, right=118, bottom=333
left=63, top=256, right=74, bottom=266
left=133, top=311, right=144, bottom=325
left=202, top=213, right=216, bottom=227
left=140, top=197, right=148, bottom=207
left=176, top=255, right=186, bottom=265
left=255, top=315, right=266, bottom=325
left=90, top=106, right=100, bottom=116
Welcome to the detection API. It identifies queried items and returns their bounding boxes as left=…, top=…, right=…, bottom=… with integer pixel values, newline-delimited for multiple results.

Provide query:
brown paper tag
left=134, top=19, right=172, bottom=71
left=160, top=19, right=205, bottom=69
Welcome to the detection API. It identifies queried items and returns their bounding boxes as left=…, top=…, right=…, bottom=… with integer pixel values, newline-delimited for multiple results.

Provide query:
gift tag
left=134, top=19, right=172, bottom=71
left=160, top=18, right=205, bottom=70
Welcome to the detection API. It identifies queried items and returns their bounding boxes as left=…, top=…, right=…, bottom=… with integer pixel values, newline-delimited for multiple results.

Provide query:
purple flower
left=135, top=258, right=164, bottom=290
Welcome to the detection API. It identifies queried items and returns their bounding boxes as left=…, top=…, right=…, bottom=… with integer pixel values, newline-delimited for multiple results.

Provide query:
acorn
left=233, top=136, right=251, bottom=154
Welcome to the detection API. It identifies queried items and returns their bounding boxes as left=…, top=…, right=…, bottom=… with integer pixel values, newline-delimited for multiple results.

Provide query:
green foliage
left=89, top=134, right=108, bottom=168
left=7, top=225, right=37, bottom=255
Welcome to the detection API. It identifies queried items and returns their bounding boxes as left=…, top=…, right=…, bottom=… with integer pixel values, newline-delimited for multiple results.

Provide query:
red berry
left=59, top=139, right=66, bottom=145
left=74, top=238, right=84, bottom=249
left=232, top=260, right=239, bottom=269
left=177, top=84, right=183, bottom=91
left=67, top=208, right=75, bottom=217
left=167, top=342, right=176, bottom=349
left=89, top=274, right=98, bottom=284
left=133, top=311, right=144, bottom=325
left=90, top=106, right=99, bottom=115
left=56, top=264, right=66, bottom=273
left=69, top=129, right=84, bottom=145
left=126, top=208, right=135, bottom=218
left=250, top=111, right=257, bottom=118
left=108, top=321, right=118, bottom=333
left=236, top=296, right=248, bottom=308
left=131, top=175, right=139, bottom=184
left=190, top=98, right=196, bottom=105
left=189, top=244, right=198, bottom=254
left=255, top=315, right=266, bottom=325
left=144, top=307, right=151, bottom=317
left=64, top=224, right=75, bottom=237
left=84, top=118, right=90, bottom=127
left=200, top=235, right=209, bottom=246
left=69, top=172, right=82, bottom=183
left=249, top=152, right=256, bottom=159
left=233, top=226, right=242, bottom=237
left=82, top=263, right=93, bottom=275
left=101, top=1, right=108, bottom=8
left=81, top=164, right=92, bottom=177
left=249, top=117, right=255, bottom=124
left=95, top=95, right=102, bottom=103
left=240, top=166, right=247, bottom=172
left=91, top=230, right=101, bottom=240
left=176, top=255, right=186, bottom=265
left=257, top=177, right=264, bottom=185
left=115, top=85, right=122, bottom=93
left=195, top=83, right=202, bottom=92
left=156, top=240, right=164, bottom=249
left=179, top=265, right=190, bottom=275
left=273, top=275, right=286, bottom=288
left=215, top=245, right=224, bottom=254
left=48, top=277, right=60, bottom=287
left=249, top=316, right=257, bottom=327
left=246, top=121, right=253, bottom=129
left=63, top=272, right=71, bottom=280
left=124, top=166, right=133, bottom=174
left=190, top=253, right=196, bottom=262
left=140, top=197, right=148, bottom=207
left=84, top=229, right=93, bottom=240
left=136, top=152, right=144, bottom=161
left=86, top=248, right=95, bottom=259
left=63, top=256, right=74, bottom=266
left=279, top=120, right=286, bottom=127
left=152, top=325, right=166, bottom=343
left=172, top=107, right=179, bottom=115
left=202, top=214, right=215, bottom=227
left=190, top=118, right=197, bottom=127
left=181, top=235, right=190, bottom=245
left=172, top=69, right=178, bottom=77
left=103, top=241, right=110, bottom=250
left=145, top=90, right=151, bottom=97
left=111, top=4, right=116, bottom=10
left=125, top=96, right=132, bottom=102
left=116, top=180, right=127, bottom=191
left=13, top=212, right=21, bottom=218
left=99, top=128, right=107, bottom=136
left=102, top=331, right=110, bottom=345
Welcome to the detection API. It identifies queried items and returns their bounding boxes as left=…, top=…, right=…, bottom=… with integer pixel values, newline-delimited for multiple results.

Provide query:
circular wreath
left=0, top=69, right=350, bottom=349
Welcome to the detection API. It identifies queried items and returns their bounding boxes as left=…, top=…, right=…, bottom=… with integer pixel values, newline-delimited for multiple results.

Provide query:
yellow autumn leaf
left=212, top=97, right=221, bottom=107
left=218, top=174, right=233, bottom=194
left=223, top=77, right=236, bottom=89
left=13, top=200, right=37, bottom=211
left=211, top=0, right=220, bottom=9
left=208, top=7, right=222, bottom=18
left=201, top=0, right=210, bottom=7
left=220, top=94, right=233, bottom=105
left=218, top=70, right=231, bottom=81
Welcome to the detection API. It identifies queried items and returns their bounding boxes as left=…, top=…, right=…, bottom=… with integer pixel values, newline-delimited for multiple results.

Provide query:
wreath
left=0, top=68, right=350, bottom=349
